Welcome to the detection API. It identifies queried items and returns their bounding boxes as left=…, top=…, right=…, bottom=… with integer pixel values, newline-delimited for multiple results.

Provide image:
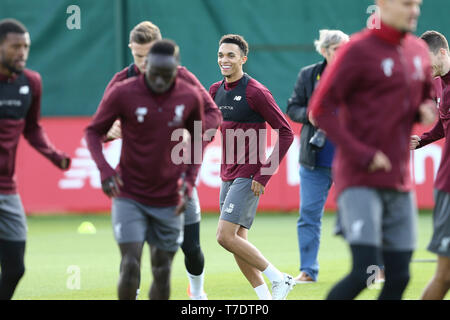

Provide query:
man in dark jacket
left=287, top=29, right=349, bottom=283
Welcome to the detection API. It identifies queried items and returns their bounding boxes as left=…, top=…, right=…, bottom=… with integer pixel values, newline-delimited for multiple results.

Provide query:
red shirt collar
left=0, top=71, right=19, bottom=82
left=371, top=20, right=407, bottom=45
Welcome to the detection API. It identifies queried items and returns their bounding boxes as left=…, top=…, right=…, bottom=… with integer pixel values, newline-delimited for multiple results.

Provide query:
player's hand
left=101, top=174, right=123, bottom=198
left=60, top=157, right=71, bottom=170
left=368, top=151, right=392, bottom=173
left=251, top=180, right=265, bottom=197
left=410, top=135, right=421, bottom=150
left=106, top=120, right=122, bottom=141
left=418, top=101, right=437, bottom=126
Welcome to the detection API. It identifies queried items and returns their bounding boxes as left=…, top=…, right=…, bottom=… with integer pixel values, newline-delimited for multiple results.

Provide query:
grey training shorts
left=112, top=197, right=184, bottom=253
left=427, top=189, right=450, bottom=258
left=0, top=193, right=27, bottom=241
left=337, top=187, right=417, bottom=251
left=219, top=178, right=260, bottom=230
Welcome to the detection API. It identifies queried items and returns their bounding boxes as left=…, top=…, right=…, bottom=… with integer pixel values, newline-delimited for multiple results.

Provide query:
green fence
left=1, top=0, right=449, bottom=116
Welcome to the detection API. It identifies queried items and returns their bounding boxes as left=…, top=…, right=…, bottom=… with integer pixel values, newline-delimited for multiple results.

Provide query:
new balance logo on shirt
left=19, top=85, right=29, bottom=95
left=233, top=96, right=242, bottom=101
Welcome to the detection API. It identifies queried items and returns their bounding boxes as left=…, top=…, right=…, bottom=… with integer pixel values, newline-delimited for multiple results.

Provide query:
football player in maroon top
left=0, top=19, right=70, bottom=300
left=86, top=40, right=204, bottom=300
left=413, top=30, right=450, bottom=300
left=101, top=21, right=221, bottom=299
left=310, top=0, right=436, bottom=299
left=210, top=34, right=295, bottom=300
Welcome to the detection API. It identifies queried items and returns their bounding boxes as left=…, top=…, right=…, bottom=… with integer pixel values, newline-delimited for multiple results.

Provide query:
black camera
left=309, top=129, right=327, bottom=149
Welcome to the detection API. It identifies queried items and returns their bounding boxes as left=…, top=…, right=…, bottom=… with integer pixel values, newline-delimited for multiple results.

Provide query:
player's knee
left=216, top=230, right=232, bottom=250
left=120, top=255, right=140, bottom=279
left=435, top=271, right=450, bottom=289
left=152, top=263, right=171, bottom=283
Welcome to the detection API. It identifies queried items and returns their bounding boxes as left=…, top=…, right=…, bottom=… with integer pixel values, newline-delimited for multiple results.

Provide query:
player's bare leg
left=232, top=227, right=266, bottom=287
left=421, top=256, right=450, bottom=300
left=217, top=220, right=269, bottom=271
left=149, top=246, right=175, bottom=300
left=118, top=242, right=143, bottom=300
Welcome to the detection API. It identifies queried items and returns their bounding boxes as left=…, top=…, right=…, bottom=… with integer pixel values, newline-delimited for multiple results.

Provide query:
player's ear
left=241, top=55, right=248, bottom=65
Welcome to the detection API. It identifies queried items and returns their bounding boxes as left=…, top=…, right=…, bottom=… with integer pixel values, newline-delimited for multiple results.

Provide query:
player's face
left=428, top=49, right=447, bottom=78
left=145, top=54, right=178, bottom=94
left=218, top=43, right=247, bottom=82
left=0, top=32, right=30, bottom=75
left=379, top=0, right=422, bottom=33
left=129, top=41, right=153, bottom=73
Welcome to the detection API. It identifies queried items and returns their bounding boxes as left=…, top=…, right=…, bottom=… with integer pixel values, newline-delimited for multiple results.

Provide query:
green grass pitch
left=13, top=211, right=449, bottom=300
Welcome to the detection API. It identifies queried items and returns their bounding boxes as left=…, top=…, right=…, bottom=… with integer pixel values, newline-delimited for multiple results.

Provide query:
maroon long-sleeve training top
left=418, top=72, right=450, bottom=194
left=309, top=22, right=434, bottom=197
left=0, top=69, right=69, bottom=194
left=105, top=64, right=222, bottom=137
left=210, top=75, right=294, bottom=187
left=85, top=74, right=204, bottom=207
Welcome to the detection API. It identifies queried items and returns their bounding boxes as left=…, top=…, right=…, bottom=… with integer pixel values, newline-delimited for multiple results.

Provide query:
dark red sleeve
left=419, top=118, right=445, bottom=147
left=178, top=67, right=222, bottom=135
left=209, top=82, right=222, bottom=100
left=184, top=89, right=205, bottom=190
left=246, top=81, right=294, bottom=186
left=85, top=85, right=123, bottom=181
left=418, top=72, right=444, bottom=147
left=309, top=41, right=377, bottom=169
left=104, top=69, right=128, bottom=95
left=23, top=70, right=69, bottom=169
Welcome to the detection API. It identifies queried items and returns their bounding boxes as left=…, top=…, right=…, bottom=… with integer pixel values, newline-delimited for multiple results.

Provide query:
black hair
left=219, top=34, right=249, bottom=56
left=0, top=18, right=27, bottom=44
left=149, top=39, right=180, bottom=59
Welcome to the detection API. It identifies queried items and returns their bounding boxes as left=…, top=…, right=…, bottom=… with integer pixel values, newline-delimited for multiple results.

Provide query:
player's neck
left=225, top=70, right=244, bottom=84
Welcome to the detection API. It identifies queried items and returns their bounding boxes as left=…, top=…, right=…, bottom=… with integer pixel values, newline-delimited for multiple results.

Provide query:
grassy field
left=13, top=211, right=449, bottom=300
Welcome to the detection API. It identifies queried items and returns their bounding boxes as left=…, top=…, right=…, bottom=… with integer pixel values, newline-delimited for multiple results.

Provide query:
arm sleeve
left=286, top=68, right=309, bottom=123
left=184, top=91, right=205, bottom=189
left=309, top=43, right=377, bottom=169
left=85, top=87, right=122, bottom=181
left=179, top=67, right=222, bottom=133
left=418, top=117, right=445, bottom=148
left=417, top=61, right=444, bottom=147
left=248, top=85, right=294, bottom=186
left=23, top=72, right=69, bottom=169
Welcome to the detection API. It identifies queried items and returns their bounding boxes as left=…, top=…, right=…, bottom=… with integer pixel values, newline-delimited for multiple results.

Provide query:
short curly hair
left=219, top=34, right=249, bottom=56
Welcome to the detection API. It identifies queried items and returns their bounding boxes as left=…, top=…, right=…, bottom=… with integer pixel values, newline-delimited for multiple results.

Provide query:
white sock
left=262, top=264, right=283, bottom=283
left=135, top=288, right=140, bottom=300
left=254, top=283, right=272, bottom=300
left=187, top=270, right=205, bottom=297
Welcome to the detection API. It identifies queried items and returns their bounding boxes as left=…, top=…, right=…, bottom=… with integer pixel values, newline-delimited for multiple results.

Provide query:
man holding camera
left=286, top=29, right=349, bottom=284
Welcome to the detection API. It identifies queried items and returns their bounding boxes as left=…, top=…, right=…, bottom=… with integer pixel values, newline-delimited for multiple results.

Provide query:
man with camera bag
left=287, top=29, right=349, bottom=284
